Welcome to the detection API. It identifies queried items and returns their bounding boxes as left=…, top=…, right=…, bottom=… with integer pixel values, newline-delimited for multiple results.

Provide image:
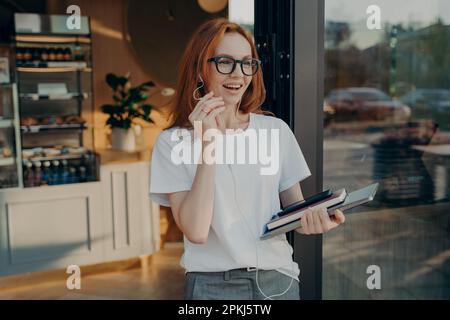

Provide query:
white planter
left=111, top=127, right=136, bottom=151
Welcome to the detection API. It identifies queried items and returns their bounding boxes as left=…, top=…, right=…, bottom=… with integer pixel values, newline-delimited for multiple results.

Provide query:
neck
left=219, top=102, right=249, bottom=129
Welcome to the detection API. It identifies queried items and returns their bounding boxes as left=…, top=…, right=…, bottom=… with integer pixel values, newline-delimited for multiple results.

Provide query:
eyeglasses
left=207, top=56, right=261, bottom=76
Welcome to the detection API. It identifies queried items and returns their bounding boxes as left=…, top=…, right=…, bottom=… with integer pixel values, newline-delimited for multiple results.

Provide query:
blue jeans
left=184, top=269, right=300, bottom=300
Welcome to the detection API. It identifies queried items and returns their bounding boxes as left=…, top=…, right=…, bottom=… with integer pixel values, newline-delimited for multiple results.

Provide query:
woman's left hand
left=296, top=207, right=345, bottom=235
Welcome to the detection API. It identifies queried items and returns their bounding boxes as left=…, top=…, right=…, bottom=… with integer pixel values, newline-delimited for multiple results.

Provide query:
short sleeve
left=278, top=119, right=311, bottom=192
left=149, top=130, right=193, bottom=207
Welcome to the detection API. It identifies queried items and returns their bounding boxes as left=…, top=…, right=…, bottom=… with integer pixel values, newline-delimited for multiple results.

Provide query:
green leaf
left=117, top=76, right=128, bottom=87
left=128, top=87, right=140, bottom=100
left=106, top=116, right=122, bottom=128
left=103, top=74, right=157, bottom=128
left=106, top=73, right=118, bottom=90
left=128, top=104, right=139, bottom=116
left=101, top=104, right=117, bottom=115
left=141, top=104, right=153, bottom=116
left=119, top=90, right=127, bottom=99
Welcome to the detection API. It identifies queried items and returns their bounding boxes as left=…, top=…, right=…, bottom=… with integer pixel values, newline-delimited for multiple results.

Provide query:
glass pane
left=0, top=84, right=19, bottom=189
left=324, top=0, right=450, bottom=299
left=229, top=0, right=254, bottom=35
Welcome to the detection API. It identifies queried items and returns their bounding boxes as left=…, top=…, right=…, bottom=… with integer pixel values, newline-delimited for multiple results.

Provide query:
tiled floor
left=0, top=243, right=185, bottom=300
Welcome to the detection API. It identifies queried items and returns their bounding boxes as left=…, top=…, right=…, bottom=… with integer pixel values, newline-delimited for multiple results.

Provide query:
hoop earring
left=192, top=75, right=205, bottom=101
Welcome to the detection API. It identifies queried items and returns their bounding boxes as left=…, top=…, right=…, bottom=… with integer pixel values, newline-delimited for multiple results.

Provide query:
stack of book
left=267, top=189, right=347, bottom=230
left=261, top=183, right=379, bottom=240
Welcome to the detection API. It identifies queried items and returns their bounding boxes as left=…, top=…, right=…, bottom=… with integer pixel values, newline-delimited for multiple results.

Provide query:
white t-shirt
left=149, top=113, right=311, bottom=280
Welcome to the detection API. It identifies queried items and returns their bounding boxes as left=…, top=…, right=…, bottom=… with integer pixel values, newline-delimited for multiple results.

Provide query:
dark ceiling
left=0, top=0, right=47, bottom=41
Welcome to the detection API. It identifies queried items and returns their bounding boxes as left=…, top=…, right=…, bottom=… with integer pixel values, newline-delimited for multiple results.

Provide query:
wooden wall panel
left=47, top=0, right=171, bottom=153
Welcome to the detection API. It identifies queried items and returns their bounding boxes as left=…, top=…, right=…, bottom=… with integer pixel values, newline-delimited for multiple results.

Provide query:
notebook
left=266, top=188, right=347, bottom=230
left=260, top=183, right=379, bottom=240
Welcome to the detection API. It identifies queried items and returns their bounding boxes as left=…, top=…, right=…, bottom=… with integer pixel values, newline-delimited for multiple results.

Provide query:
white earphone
left=228, top=164, right=295, bottom=300
left=193, top=75, right=205, bottom=101
left=192, top=70, right=296, bottom=299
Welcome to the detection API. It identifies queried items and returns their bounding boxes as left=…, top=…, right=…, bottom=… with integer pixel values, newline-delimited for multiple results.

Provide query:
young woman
left=150, top=18, right=345, bottom=300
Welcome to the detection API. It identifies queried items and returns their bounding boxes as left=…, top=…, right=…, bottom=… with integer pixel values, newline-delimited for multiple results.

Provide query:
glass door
left=323, top=0, right=450, bottom=299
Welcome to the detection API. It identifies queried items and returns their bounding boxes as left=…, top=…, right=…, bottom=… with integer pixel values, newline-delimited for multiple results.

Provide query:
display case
left=0, top=45, right=21, bottom=189
left=12, top=13, right=99, bottom=188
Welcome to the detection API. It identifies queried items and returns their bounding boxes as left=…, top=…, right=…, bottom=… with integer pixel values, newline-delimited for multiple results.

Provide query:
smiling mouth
left=223, top=84, right=243, bottom=90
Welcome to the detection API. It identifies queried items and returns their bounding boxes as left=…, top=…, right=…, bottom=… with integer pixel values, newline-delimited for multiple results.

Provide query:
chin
left=223, top=95, right=242, bottom=105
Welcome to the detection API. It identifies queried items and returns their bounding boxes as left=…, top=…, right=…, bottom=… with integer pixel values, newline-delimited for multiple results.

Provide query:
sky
left=228, top=0, right=254, bottom=24
left=228, top=0, right=450, bottom=26
left=326, top=0, right=450, bottom=25
left=229, top=0, right=450, bottom=25
left=326, top=0, right=450, bottom=49
left=226, top=0, right=450, bottom=49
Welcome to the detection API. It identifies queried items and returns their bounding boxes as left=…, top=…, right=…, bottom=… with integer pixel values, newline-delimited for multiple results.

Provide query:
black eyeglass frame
left=207, top=56, right=262, bottom=76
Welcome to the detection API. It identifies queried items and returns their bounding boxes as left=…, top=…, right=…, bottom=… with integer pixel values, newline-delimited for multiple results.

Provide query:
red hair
left=169, top=18, right=268, bottom=129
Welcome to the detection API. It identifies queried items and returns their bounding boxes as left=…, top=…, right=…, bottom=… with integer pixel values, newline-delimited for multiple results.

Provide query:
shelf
left=23, top=153, right=87, bottom=162
left=0, top=119, right=13, bottom=128
left=17, top=67, right=92, bottom=73
left=15, top=35, right=91, bottom=44
left=0, top=157, right=15, bottom=166
left=20, top=93, right=89, bottom=101
left=12, top=13, right=95, bottom=190
left=21, top=123, right=88, bottom=133
left=17, top=61, right=88, bottom=68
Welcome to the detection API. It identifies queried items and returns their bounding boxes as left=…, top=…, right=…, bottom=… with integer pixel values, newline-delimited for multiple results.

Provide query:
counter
left=0, top=149, right=159, bottom=277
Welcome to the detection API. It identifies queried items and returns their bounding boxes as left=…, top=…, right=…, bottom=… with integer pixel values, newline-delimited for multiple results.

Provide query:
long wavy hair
left=169, top=18, right=268, bottom=129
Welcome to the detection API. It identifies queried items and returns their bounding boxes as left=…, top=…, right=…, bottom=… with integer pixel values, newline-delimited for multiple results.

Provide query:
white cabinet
left=100, top=161, right=160, bottom=260
left=0, top=161, right=159, bottom=277
left=0, top=182, right=104, bottom=276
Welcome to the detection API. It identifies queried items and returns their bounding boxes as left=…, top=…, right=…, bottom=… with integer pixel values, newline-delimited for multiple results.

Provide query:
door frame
left=292, top=0, right=325, bottom=300
left=254, top=0, right=325, bottom=299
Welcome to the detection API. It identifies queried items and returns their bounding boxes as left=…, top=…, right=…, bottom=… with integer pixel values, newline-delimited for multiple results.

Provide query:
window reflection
left=324, top=0, right=450, bottom=299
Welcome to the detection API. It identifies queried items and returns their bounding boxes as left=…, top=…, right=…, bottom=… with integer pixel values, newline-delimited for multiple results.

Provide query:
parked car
left=400, top=88, right=450, bottom=130
left=400, top=89, right=450, bottom=112
left=324, top=87, right=411, bottom=122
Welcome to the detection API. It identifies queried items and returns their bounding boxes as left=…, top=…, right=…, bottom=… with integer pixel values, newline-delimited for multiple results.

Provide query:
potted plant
left=101, top=73, right=155, bottom=151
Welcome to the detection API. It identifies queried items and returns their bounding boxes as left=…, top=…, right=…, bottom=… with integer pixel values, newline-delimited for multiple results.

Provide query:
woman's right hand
left=188, top=91, right=226, bottom=133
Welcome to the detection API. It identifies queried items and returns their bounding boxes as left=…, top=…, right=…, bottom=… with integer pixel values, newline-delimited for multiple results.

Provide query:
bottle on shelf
left=16, top=47, right=24, bottom=65
left=60, top=159, right=70, bottom=184
left=23, top=160, right=34, bottom=187
left=32, top=48, right=41, bottom=62
left=41, top=48, right=49, bottom=61
left=32, top=161, right=42, bottom=186
left=51, top=160, right=60, bottom=185
left=23, top=47, right=32, bottom=62
left=56, top=47, right=64, bottom=61
left=73, top=46, right=84, bottom=61
left=69, top=166, right=78, bottom=183
left=42, top=161, right=51, bottom=185
left=63, top=47, right=72, bottom=61
left=48, top=47, right=56, bottom=61
left=78, top=166, right=87, bottom=183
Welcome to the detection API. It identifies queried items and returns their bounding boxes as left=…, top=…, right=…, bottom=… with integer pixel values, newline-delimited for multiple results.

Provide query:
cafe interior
left=1, top=0, right=449, bottom=300
left=0, top=0, right=246, bottom=299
